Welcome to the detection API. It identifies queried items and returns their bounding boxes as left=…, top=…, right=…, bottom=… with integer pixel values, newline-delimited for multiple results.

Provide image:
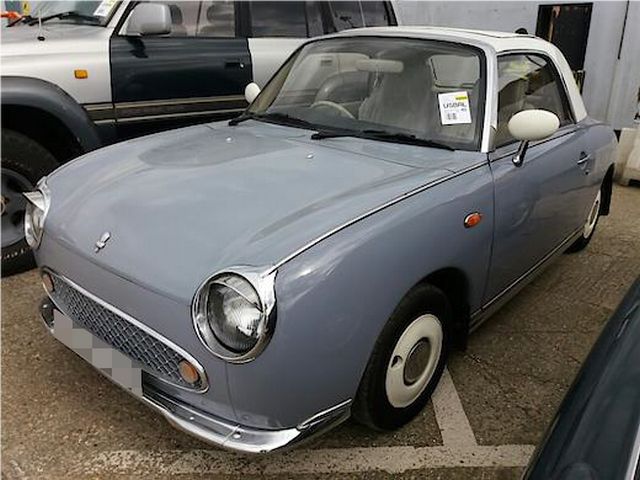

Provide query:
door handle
left=224, top=61, right=245, bottom=69
left=577, top=152, right=591, bottom=175
left=577, top=153, right=591, bottom=165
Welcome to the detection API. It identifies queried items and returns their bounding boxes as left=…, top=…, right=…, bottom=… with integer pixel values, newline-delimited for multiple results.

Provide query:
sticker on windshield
left=438, top=91, right=472, bottom=125
left=93, top=0, right=117, bottom=17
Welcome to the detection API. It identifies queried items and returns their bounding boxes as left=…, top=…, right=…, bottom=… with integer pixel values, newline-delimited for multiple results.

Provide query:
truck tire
left=1, top=129, right=58, bottom=276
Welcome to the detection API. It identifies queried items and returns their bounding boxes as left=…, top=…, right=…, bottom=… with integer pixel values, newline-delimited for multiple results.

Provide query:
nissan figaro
left=27, top=27, right=617, bottom=453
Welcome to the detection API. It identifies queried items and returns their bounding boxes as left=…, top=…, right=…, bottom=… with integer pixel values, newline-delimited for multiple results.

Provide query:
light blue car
left=26, top=27, right=617, bottom=453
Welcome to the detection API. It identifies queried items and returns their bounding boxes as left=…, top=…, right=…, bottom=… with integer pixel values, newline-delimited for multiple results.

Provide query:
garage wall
left=396, top=1, right=637, bottom=128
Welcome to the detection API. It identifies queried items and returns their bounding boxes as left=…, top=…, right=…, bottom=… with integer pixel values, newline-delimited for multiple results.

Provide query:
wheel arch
left=412, top=267, right=472, bottom=349
left=599, top=163, right=615, bottom=216
left=1, top=76, right=102, bottom=162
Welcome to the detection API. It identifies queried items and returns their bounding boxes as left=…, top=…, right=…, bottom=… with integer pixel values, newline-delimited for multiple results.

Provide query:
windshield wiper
left=228, top=111, right=258, bottom=126
left=312, top=129, right=455, bottom=151
left=229, top=111, right=315, bottom=129
left=7, top=15, right=33, bottom=27
left=27, top=11, right=100, bottom=25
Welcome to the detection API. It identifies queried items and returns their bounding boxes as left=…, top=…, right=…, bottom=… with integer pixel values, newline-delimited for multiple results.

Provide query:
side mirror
left=245, top=83, right=261, bottom=104
left=508, top=110, right=560, bottom=166
left=126, top=3, right=171, bottom=36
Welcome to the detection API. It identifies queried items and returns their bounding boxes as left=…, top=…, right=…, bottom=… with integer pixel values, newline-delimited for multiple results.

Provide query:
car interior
left=267, top=45, right=483, bottom=150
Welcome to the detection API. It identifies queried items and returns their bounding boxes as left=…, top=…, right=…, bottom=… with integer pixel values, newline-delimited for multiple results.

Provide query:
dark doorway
left=536, top=3, right=593, bottom=91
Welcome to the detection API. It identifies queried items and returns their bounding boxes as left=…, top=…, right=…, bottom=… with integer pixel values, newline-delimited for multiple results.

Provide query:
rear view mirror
left=508, top=109, right=560, bottom=142
left=126, top=3, right=171, bottom=36
left=508, top=110, right=560, bottom=167
left=245, top=83, right=261, bottom=104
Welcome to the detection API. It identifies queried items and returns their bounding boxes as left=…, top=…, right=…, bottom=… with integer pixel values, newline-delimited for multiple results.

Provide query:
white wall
left=396, top=1, right=638, bottom=128
left=603, top=1, right=640, bottom=129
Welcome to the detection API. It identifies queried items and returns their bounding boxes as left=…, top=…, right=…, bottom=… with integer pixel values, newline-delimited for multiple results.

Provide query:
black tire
left=566, top=185, right=603, bottom=254
left=352, top=283, right=452, bottom=431
left=1, top=129, right=58, bottom=276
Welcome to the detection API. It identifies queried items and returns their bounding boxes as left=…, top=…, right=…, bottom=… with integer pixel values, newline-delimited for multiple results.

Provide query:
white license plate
left=53, top=309, right=142, bottom=396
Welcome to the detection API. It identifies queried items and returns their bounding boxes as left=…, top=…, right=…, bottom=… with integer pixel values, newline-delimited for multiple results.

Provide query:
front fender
left=1, top=76, right=101, bottom=152
left=225, top=162, right=494, bottom=429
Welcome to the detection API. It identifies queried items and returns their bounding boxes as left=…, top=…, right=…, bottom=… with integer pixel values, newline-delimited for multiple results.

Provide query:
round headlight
left=193, top=270, right=276, bottom=363
left=24, top=184, right=50, bottom=249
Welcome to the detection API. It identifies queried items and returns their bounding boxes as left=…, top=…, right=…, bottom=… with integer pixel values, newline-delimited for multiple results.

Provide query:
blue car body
left=31, top=27, right=617, bottom=453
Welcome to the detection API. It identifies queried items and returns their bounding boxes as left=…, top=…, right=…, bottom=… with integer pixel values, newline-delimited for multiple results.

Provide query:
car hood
left=45, top=121, right=474, bottom=303
left=1, top=24, right=107, bottom=57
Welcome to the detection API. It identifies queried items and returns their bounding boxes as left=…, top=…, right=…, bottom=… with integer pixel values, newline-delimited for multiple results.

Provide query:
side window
left=306, top=1, right=324, bottom=37
left=249, top=1, right=307, bottom=37
left=153, top=2, right=200, bottom=37
left=361, top=2, right=394, bottom=26
left=328, top=1, right=364, bottom=31
left=197, top=1, right=236, bottom=37
left=496, top=53, right=574, bottom=146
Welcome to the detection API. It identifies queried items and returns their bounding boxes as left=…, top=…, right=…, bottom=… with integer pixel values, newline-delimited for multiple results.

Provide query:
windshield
left=21, top=1, right=119, bottom=26
left=249, top=37, right=486, bottom=151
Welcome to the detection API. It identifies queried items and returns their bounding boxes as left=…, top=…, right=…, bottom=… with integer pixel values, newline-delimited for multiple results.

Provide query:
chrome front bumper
left=39, top=298, right=351, bottom=454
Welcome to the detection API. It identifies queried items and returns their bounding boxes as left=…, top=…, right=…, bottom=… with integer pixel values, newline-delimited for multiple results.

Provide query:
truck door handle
left=224, top=61, right=245, bottom=69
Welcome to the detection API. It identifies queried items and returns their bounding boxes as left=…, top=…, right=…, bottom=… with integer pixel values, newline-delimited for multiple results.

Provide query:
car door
left=110, top=1, right=251, bottom=139
left=484, top=52, right=592, bottom=302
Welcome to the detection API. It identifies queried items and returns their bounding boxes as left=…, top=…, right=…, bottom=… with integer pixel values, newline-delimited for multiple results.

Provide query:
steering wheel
left=310, top=100, right=355, bottom=119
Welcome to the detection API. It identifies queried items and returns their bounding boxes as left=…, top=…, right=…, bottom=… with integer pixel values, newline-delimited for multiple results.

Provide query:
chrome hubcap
left=385, top=314, right=443, bottom=408
left=403, top=340, right=432, bottom=385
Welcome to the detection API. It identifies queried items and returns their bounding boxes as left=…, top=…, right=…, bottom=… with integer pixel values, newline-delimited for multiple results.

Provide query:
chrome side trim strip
left=297, top=398, right=352, bottom=430
left=268, top=161, right=488, bottom=274
left=45, top=269, right=209, bottom=393
left=116, top=107, right=244, bottom=124
left=470, top=226, right=583, bottom=331
left=114, top=95, right=246, bottom=109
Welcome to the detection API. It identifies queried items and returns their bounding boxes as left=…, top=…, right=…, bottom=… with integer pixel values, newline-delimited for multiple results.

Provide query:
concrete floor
left=2, top=185, right=639, bottom=479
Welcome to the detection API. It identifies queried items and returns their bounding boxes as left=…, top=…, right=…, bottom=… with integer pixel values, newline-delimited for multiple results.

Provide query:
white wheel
left=583, top=190, right=601, bottom=238
left=385, top=314, right=443, bottom=408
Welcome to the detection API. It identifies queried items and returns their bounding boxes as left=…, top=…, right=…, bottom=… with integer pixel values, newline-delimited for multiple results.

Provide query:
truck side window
left=496, top=53, right=574, bottom=146
left=361, top=2, right=393, bottom=26
left=156, top=2, right=200, bottom=37
left=197, top=1, right=236, bottom=37
left=328, top=1, right=364, bottom=31
left=306, top=1, right=324, bottom=37
left=249, top=1, right=307, bottom=37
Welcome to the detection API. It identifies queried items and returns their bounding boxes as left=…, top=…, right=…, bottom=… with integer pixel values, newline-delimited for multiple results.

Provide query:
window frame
left=248, top=35, right=489, bottom=152
left=494, top=50, right=577, bottom=149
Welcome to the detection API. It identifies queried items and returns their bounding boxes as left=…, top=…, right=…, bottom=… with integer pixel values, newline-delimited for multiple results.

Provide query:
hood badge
left=94, top=232, right=111, bottom=253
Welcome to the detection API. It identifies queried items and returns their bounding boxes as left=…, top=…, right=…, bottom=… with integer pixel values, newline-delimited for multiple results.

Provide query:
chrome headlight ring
left=192, top=267, right=276, bottom=364
left=23, top=179, right=50, bottom=249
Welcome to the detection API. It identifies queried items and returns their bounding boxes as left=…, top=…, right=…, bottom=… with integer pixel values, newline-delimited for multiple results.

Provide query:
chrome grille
left=49, top=275, right=203, bottom=391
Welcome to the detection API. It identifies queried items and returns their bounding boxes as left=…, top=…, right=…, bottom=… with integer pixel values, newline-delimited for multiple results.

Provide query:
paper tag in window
left=438, top=91, right=472, bottom=125
left=93, top=0, right=117, bottom=17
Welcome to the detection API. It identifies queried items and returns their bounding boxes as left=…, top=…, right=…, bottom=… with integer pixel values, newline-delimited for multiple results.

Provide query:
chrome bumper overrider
left=39, top=298, right=351, bottom=454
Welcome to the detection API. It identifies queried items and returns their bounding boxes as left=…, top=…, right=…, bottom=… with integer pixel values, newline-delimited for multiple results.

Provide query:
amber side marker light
left=464, top=212, right=483, bottom=228
left=41, top=271, right=54, bottom=294
left=178, top=360, right=201, bottom=385
left=74, top=69, right=88, bottom=79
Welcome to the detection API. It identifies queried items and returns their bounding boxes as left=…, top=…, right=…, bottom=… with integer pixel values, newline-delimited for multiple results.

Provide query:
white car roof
left=331, top=26, right=588, bottom=121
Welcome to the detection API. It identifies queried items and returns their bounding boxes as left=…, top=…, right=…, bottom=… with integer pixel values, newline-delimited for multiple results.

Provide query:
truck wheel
left=352, top=284, right=451, bottom=431
left=1, top=129, right=58, bottom=276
